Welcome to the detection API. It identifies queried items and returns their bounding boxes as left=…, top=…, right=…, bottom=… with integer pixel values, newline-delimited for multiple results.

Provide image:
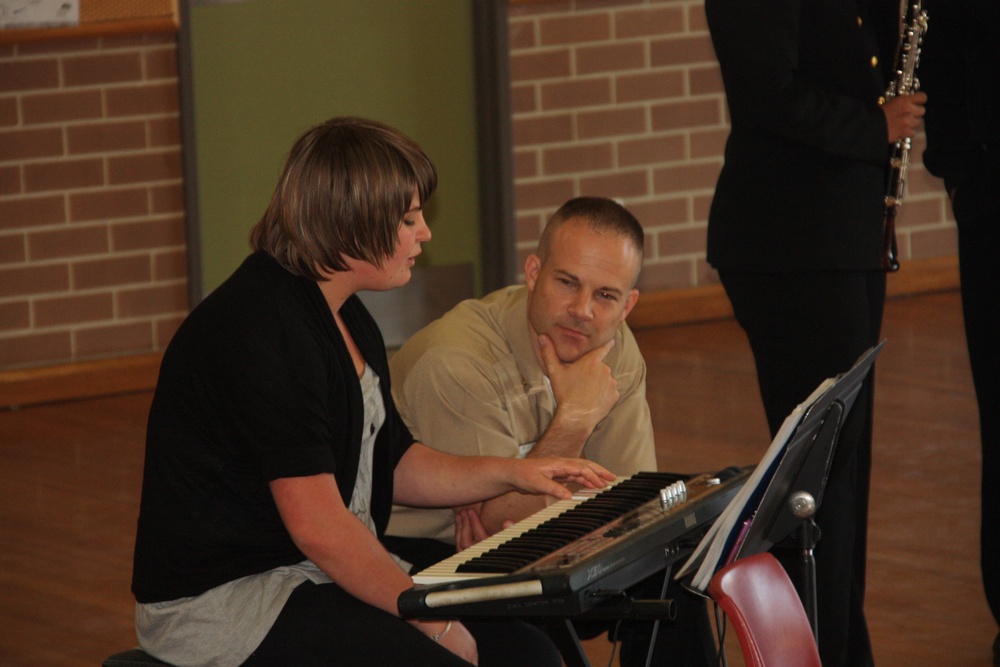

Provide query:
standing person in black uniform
left=921, top=1, right=1000, bottom=661
left=703, top=2, right=926, bottom=666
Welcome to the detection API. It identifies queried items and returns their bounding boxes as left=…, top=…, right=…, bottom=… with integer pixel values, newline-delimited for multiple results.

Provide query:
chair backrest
left=707, top=552, right=822, bottom=667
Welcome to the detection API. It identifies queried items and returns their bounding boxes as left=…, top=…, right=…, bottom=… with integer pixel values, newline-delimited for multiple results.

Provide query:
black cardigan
left=132, top=252, right=414, bottom=603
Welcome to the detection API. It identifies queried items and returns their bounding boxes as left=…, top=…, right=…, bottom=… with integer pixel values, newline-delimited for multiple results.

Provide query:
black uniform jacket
left=705, top=0, right=898, bottom=272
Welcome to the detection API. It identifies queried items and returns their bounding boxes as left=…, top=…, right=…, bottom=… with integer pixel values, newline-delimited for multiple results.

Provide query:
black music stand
left=693, top=341, right=885, bottom=640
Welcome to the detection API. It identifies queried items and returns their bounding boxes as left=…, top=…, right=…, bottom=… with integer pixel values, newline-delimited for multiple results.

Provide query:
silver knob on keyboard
left=659, top=480, right=687, bottom=509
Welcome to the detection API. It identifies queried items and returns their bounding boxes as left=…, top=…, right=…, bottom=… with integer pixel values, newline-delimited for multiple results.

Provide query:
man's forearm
left=474, top=412, right=594, bottom=533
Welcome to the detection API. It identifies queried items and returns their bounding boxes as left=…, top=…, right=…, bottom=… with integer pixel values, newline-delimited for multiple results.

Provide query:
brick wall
left=0, top=1, right=956, bottom=373
left=0, top=34, right=187, bottom=370
left=507, top=0, right=954, bottom=291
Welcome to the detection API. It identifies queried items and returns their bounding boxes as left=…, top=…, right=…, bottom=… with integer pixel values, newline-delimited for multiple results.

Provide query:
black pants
left=719, top=268, right=885, bottom=667
left=952, top=153, right=1000, bottom=627
left=243, top=578, right=562, bottom=667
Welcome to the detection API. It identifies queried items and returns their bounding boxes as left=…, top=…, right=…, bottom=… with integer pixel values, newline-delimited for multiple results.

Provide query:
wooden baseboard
left=0, top=256, right=960, bottom=409
left=0, top=352, right=163, bottom=409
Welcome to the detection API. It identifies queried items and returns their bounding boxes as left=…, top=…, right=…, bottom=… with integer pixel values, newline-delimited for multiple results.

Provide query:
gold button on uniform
left=857, top=17, right=863, bottom=26
left=871, top=56, right=878, bottom=67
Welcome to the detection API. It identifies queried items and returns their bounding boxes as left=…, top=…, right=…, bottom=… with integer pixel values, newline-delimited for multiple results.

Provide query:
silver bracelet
left=430, top=620, right=453, bottom=642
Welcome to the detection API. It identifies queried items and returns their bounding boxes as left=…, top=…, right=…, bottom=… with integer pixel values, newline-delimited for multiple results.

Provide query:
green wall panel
left=189, top=0, right=481, bottom=294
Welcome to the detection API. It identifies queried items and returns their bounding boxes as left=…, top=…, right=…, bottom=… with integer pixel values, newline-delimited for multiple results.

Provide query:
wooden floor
left=0, top=289, right=995, bottom=666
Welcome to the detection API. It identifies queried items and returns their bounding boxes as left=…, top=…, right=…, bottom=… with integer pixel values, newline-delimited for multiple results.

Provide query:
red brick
left=540, top=78, right=612, bottom=111
left=152, top=248, right=188, bottom=281
left=155, top=315, right=186, bottom=349
left=514, top=178, right=576, bottom=211
left=576, top=0, right=645, bottom=10
left=540, top=13, right=611, bottom=46
left=0, top=58, right=59, bottom=93
left=692, top=193, right=714, bottom=221
left=69, top=187, right=150, bottom=222
left=63, top=52, right=143, bottom=87
left=0, top=166, right=22, bottom=196
left=0, top=98, right=17, bottom=127
left=576, top=43, right=645, bottom=75
left=28, top=225, right=109, bottom=261
left=656, top=225, right=708, bottom=255
left=18, top=39, right=99, bottom=55
left=148, top=116, right=181, bottom=147
left=906, top=164, right=941, bottom=197
left=615, top=6, right=685, bottom=39
left=0, top=127, right=64, bottom=161
left=542, top=142, right=614, bottom=175
left=689, top=65, right=724, bottom=95
left=653, top=162, right=723, bottom=193
left=0, top=331, right=72, bottom=368
left=106, top=34, right=176, bottom=49
left=0, top=300, right=30, bottom=331
left=118, top=283, right=188, bottom=318
left=579, top=170, right=649, bottom=199
left=74, top=321, right=153, bottom=358
left=508, top=19, right=537, bottom=50
left=651, top=99, right=722, bottom=131
left=33, top=292, right=114, bottom=327
left=102, top=35, right=151, bottom=49
left=150, top=184, right=184, bottom=214
left=618, top=134, right=685, bottom=167
left=624, top=197, right=690, bottom=227
left=635, top=259, right=694, bottom=291
left=617, top=70, right=685, bottom=103
left=0, top=232, right=26, bottom=263
left=510, top=50, right=572, bottom=83
left=24, top=158, right=105, bottom=193
left=651, top=36, right=718, bottom=67
left=21, top=90, right=103, bottom=125
left=510, top=1, right=572, bottom=19
left=511, top=84, right=537, bottom=114
left=896, top=197, right=947, bottom=228
left=112, top=216, right=185, bottom=251
left=514, top=149, right=539, bottom=179
left=73, top=254, right=152, bottom=289
left=105, top=82, right=180, bottom=117
left=108, top=149, right=182, bottom=185
left=0, top=263, right=70, bottom=298
left=910, top=226, right=958, bottom=260
left=144, top=46, right=178, bottom=80
left=690, top=128, right=729, bottom=159
left=577, top=106, right=647, bottom=139
left=0, top=195, right=66, bottom=229
left=688, top=4, right=709, bottom=32
left=67, top=120, right=147, bottom=154
left=512, top=114, right=574, bottom=146
left=516, top=213, right=545, bottom=245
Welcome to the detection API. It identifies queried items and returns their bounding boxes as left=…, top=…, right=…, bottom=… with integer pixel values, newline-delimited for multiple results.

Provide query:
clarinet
left=880, top=0, right=928, bottom=272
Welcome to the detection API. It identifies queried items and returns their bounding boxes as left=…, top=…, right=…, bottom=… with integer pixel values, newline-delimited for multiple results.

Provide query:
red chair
left=707, top=552, right=822, bottom=667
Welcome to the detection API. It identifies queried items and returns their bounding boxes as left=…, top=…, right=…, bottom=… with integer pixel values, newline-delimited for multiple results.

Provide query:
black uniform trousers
left=719, top=268, right=885, bottom=667
left=953, top=149, right=1000, bottom=626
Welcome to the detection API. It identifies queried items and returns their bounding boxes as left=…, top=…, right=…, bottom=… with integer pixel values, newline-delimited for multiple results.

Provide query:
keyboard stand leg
left=642, top=563, right=674, bottom=667
left=544, top=619, right=592, bottom=667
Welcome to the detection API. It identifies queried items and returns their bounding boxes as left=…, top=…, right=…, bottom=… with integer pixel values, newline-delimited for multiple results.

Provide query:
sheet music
left=674, top=381, right=831, bottom=589
left=676, top=342, right=884, bottom=592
